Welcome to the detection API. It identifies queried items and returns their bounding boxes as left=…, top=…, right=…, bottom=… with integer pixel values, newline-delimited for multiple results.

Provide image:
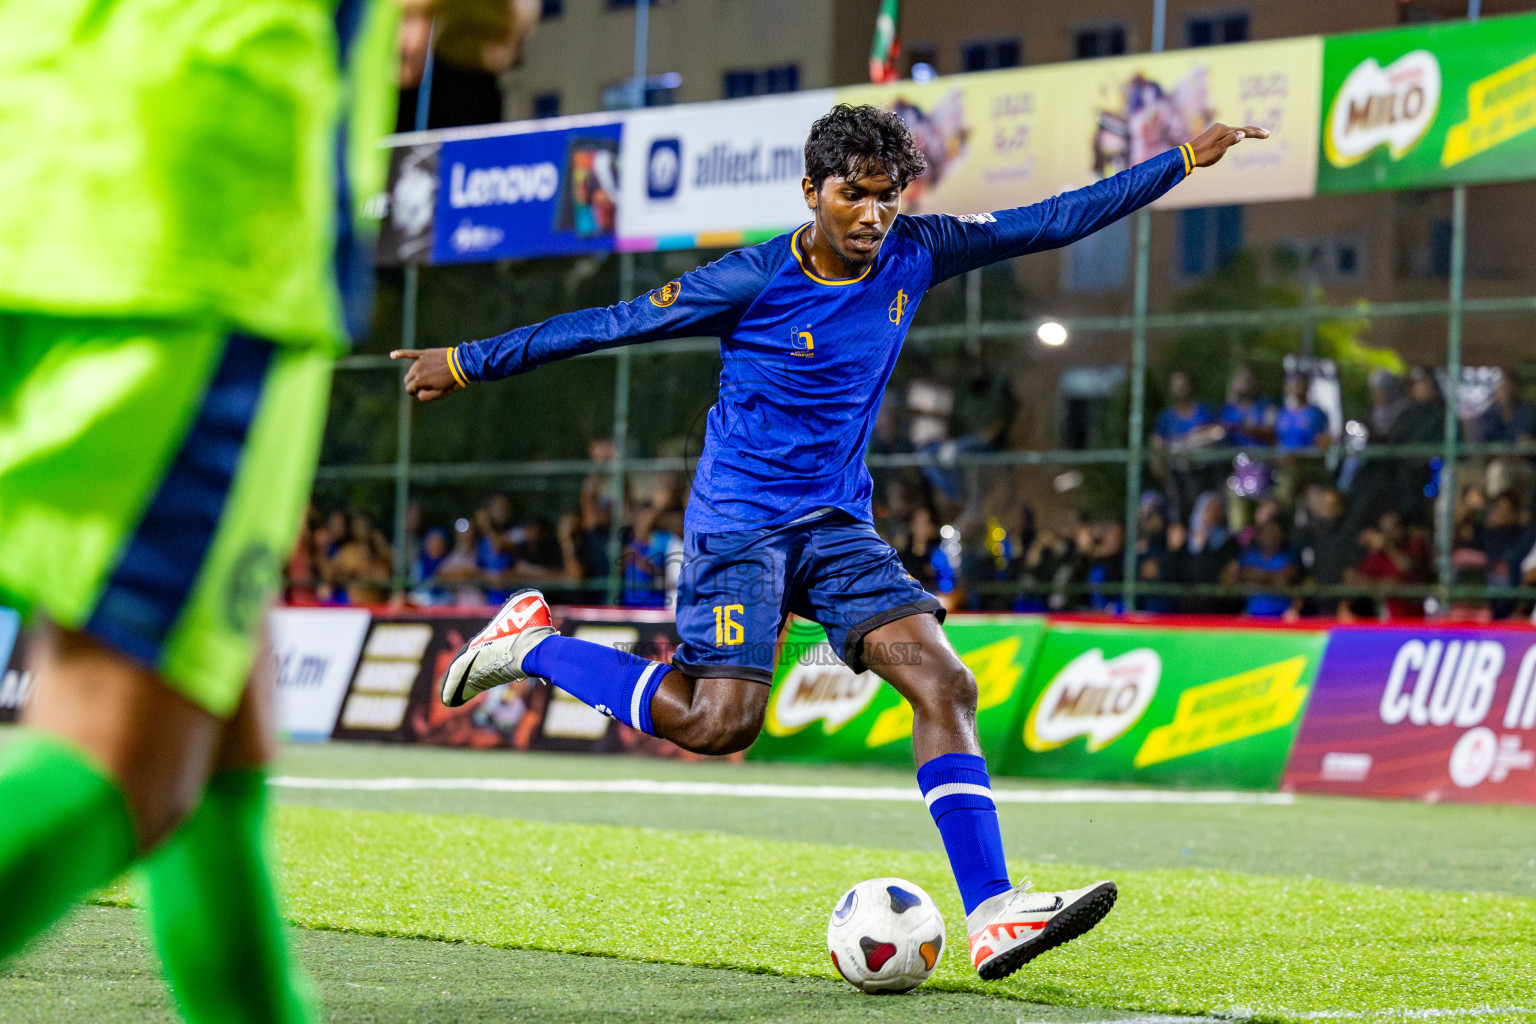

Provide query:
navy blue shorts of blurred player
left=670, top=510, right=944, bottom=685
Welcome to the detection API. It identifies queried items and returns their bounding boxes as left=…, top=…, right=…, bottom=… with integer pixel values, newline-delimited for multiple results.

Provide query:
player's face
left=805, top=170, right=902, bottom=267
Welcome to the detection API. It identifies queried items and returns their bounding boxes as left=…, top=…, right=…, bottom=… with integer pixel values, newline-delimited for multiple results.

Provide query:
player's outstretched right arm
left=392, top=246, right=770, bottom=402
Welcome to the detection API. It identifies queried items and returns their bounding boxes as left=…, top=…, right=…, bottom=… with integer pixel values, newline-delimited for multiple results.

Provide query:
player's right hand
left=391, top=347, right=462, bottom=402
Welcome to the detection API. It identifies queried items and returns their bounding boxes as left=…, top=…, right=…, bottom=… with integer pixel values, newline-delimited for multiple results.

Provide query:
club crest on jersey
left=650, top=280, right=681, bottom=307
left=790, top=326, right=815, bottom=357
left=888, top=289, right=908, bottom=324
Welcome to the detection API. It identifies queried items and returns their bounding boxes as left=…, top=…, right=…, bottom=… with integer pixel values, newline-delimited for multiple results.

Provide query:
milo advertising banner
left=1318, top=14, right=1536, bottom=193
left=750, top=616, right=1047, bottom=766
left=1000, top=623, right=1328, bottom=789
left=1284, top=627, right=1536, bottom=805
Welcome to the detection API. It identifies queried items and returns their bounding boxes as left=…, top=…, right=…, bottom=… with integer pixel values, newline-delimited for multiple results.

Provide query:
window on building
left=960, top=39, right=1021, bottom=73
left=540, top=0, right=562, bottom=17
left=1277, top=236, right=1366, bottom=283
left=722, top=64, right=800, bottom=99
left=1058, top=366, right=1128, bottom=450
left=1074, top=25, right=1127, bottom=60
left=908, top=44, right=938, bottom=82
left=1428, top=217, right=1454, bottom=278
left=1179, top=206, right=1244, bottom=277
left=532, top=92, right=561, bottom=119
left=601, top=73, right=682, bottom=110
left=1186, top=11, right=1248, bottom=48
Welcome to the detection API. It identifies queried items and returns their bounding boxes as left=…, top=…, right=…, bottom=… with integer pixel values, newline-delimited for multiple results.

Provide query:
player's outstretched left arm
left=905, top=121, right=1268, bottom=287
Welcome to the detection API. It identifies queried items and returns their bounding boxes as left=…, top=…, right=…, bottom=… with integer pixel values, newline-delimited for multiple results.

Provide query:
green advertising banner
left=1318, top=14, right=1536, bottom=193
left=749, top=616, right=1047, bottom=766
left=998, top=623, right=1329, bottom=789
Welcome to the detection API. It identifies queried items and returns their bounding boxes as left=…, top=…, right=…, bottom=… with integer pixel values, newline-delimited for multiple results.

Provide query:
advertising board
left=837, top=36, right=1321, bottom=214
left=1317, top=14, right=1536, bottom=193
left=1284, top=626, right=1536, bottom=804
left=999, top=623, right=1328, bottom=788
left=331, top=608, right=698, bottom=758
left=0, top=607, right=29, bottom=725
left=432, top=120, right=624, bottom=264
left=750, top=616, right=1046, bottom=766
left=268, top=607, right=372, bottom=741
left=615, top=91, right=835, bottom=250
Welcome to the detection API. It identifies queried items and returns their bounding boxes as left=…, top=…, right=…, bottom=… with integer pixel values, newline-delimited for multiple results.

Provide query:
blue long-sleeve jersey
left=453, top=144, right=1194, bottom=533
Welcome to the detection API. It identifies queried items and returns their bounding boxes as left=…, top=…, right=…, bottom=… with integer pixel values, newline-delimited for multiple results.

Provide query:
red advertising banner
left=1283, top=625, right=1536, bottom=804
left=330, top=606, right=704, bottom=760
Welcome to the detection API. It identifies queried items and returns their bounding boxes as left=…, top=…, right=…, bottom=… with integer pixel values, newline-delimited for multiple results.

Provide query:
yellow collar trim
left=790, top=225, right=874, bottom=286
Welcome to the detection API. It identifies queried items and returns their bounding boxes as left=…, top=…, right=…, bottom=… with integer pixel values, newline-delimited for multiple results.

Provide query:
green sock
left=0, top=731, right=137, bottom=959
left=141, top=767, right=315, bottom=1024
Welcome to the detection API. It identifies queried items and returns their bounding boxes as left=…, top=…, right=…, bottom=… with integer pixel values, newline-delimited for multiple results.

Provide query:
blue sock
left=521, top=635, right=668, bottom=734
left=916, top=752, right=1013, bottom=916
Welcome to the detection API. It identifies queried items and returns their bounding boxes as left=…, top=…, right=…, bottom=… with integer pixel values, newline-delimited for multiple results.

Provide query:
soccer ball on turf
left=826, top=877, right=946, bottom=994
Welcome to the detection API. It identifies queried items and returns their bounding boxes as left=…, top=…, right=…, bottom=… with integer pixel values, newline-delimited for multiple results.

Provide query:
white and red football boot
left=440, top=588, right=558, bottom=707
left=966, top=879, right=1117, bottom=980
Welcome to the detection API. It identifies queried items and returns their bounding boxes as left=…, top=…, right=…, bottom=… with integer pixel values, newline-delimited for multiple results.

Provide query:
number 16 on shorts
left=713, top=604, right=744, bottom=645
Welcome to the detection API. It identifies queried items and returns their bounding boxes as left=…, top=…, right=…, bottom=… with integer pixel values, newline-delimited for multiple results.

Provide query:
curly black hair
left=803, top=104, right=927, bottom=191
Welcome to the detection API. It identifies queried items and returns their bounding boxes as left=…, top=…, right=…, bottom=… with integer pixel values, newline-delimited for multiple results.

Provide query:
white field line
left=1274, top=1010, right=1536, bottom=1021
left=270, top=776, right=1295, bottom=806
left=1019, top=1018, right=1210, bottom=1024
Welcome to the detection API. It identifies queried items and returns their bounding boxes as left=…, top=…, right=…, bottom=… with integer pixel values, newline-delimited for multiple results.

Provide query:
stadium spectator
left=285, top=504, right=323, bottom=603
left=1477, top=370, right=1536, bottom=443
left=409, top=527, right=453, bottom=606
left=1219, top=365, right=1276, bottom=447
left=899, top=506, right=956, bottom=596
left=1150, top=370, right=1221, bottom=522
left=1348, top=510, right=1429, bottom=621
left=623, top=478, right=686, bottom=608
left=326, top=511, right=393, bottom=605
left=1016, top=526, right=1074, bottom=612
left=433, top=518, right=487, bottom=605
left=475, top=492, right=519, bottom=600
left=577, top=438, right=619, bottom=580
left=1167, top=491, right=1240, bottom=614
left=1483, top=492, right=1533, bottom=619
left=1084, top=521, right=1126, bottom=612
left=1135, top=500, right=1177, bottom=613
left=1293, top=485, right=1353, bottom=618
left=1477, top=370, right=1536, bottom=526
left=1276, top=374, right=1330, bottom=451
left=514, top=516, right=568, bottom=575
left=1227, top=518, right=1297, bottom=619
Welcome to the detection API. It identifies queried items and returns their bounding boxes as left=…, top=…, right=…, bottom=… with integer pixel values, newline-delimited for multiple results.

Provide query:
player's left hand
left=1188, top=122, right=1271, bottom=168
left=391, top=347, right=462, bottom=401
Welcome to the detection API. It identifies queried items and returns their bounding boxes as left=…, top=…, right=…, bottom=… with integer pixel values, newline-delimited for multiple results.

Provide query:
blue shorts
left=671, top=510, right=944, bottom=685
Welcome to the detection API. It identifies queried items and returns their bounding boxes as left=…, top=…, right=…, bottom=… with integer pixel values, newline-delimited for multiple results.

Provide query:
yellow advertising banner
left=837, top=36, right=1321, bottom=215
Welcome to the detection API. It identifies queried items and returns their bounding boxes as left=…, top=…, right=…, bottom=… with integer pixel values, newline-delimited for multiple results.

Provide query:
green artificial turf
left=269, top=742, right=1536, bottom=899
left=98, top=804, right=1533, bottom=1024
left=6, top=905, right=1183, bottom=1024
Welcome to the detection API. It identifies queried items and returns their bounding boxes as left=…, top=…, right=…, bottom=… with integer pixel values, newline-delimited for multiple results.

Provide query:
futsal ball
left=826, top=877, right=946, bottom=993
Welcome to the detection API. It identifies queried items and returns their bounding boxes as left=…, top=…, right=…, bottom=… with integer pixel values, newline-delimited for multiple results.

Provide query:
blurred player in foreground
left=396, top=104, right=1267, bottom=979
left=0, top=1, right=530, bottom=1021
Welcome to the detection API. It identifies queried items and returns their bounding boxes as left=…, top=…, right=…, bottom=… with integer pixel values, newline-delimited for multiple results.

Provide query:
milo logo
left=765, top=652, right=882, bottom=737
left=1023, top=648, right=1160, bottom=752
left=1326, top=50, right=1442, bottom=167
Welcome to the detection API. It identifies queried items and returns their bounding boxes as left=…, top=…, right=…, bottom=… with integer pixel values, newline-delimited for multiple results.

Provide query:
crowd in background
left=289, top=363, right=1536, bottom=622
left=929, top=362, right=1535, bottom=621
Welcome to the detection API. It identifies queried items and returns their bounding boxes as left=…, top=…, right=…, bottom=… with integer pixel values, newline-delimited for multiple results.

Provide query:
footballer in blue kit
left=394, top=104, right=1267, bottom=979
